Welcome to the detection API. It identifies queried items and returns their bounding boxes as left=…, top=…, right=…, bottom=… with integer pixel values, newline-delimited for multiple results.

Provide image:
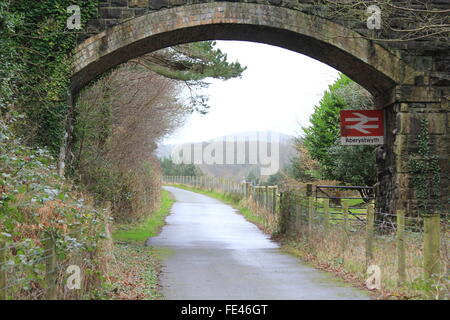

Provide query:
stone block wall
left=376, top=84, right=449, bottom=216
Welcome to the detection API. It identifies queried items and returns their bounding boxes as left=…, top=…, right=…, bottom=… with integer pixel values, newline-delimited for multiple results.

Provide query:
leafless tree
left=312, top=0, right=449, bottom=45
left=74, top=61, right=191, bottom=221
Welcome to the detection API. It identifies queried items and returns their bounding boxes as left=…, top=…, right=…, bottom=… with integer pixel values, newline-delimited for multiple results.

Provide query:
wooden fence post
left=278, top=191, right=288, bottom=234
left=295, top=192, right=302, bottom=232
left=272, top=187, right=277, bottom=214
left=306, top=184, right=313, bottom=237
left=366, top=202, right=375, bottom=268
left=424, top=214, right=441, bottom=279
left=260, top=187, right=263, bottom=206
left=342, top=201, right=349, bottom=261
left=396, top=209, right=406, bottom=285
left=44, top=233, right=57, bottom=300
left=264, top=186, right=268, bottom=211
left=0, top=241, right=6, bottom=300
left=261, top=187, right=264, bottom=206
left=323, top=198, right=330, bottom=232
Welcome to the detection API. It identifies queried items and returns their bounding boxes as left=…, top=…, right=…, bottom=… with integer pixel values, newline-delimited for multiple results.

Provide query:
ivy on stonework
left=408, top=118, right=441, bottom=216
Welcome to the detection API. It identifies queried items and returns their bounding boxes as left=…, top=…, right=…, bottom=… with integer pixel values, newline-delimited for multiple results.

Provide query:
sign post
left=340, top=110, right=384, bottom=145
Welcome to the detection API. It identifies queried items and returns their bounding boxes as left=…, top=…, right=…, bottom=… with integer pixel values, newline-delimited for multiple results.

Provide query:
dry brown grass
left=74, top=62, right=189, bottom=223
left=241, top=197, right=279, bottom=235
left=281, top=219, right=449, bottom=299
left=241, top=185, right=448, bottom=299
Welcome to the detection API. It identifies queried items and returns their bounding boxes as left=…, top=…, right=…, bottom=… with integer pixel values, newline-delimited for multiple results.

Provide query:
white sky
left=163, top=40, right=340, bottom=145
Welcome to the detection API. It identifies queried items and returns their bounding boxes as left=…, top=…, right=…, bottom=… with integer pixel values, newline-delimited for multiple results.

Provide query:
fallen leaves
left=104, top=243, right=163, bottom=300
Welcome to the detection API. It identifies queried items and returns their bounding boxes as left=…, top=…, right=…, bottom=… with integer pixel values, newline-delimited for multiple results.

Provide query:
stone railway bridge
left=70, top=0, right=450, bottom=216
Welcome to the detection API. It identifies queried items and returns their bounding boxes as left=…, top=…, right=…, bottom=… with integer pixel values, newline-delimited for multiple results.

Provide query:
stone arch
left=71, top=2, right=420, bottom=97
left=70, top=2, right=449, bottom=216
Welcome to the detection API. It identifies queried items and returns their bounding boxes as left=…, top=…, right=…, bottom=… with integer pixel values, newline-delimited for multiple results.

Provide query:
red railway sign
left=340, top=110, right=384, bottom=145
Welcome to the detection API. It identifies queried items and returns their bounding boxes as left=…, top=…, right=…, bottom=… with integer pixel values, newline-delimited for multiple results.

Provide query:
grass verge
left=105, top=243, right=164, bottom=300
left=113, top=190, right=175, bottom=243
left=104, top=190, right=175, bottom=300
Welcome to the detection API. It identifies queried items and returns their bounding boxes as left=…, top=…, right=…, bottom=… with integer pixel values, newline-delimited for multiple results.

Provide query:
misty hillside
left=156, top=131, right=296, bottom=180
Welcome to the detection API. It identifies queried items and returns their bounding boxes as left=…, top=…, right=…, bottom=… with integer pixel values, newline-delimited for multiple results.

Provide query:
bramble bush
left=0, top=114, right=111, bottom=299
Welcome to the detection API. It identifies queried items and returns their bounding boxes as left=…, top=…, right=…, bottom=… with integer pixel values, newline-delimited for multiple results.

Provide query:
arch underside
left=71, top=3, right=419, bottom=97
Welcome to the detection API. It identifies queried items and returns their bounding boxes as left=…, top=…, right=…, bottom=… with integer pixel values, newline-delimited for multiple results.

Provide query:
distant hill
left=220, top=131, right=294, bottom=144
left=156, top=131, right=296, bottom=180
left=155, top=143, right=177, bottom=159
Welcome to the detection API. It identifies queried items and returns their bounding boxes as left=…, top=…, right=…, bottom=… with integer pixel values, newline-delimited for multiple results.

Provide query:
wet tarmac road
left=147, top=186, right=369, bottom=300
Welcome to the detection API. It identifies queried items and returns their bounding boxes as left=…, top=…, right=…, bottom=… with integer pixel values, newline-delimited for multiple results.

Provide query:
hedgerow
left=0, top=114, right=111, bottom=299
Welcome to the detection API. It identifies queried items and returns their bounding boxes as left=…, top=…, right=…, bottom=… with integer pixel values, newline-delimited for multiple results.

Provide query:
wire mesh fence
left=164, top=175, right=279, bottom=214
left=282, top=186, right=448, bottom=298
left=0, top=226, right=107, bottom=300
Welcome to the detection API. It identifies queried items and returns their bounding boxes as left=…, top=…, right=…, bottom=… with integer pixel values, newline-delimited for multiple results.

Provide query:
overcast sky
left=162, top=40, right=340, bottom=145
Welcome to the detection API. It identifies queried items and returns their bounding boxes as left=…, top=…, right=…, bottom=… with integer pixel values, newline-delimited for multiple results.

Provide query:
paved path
left=147, top=186, right=369, bottom=300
